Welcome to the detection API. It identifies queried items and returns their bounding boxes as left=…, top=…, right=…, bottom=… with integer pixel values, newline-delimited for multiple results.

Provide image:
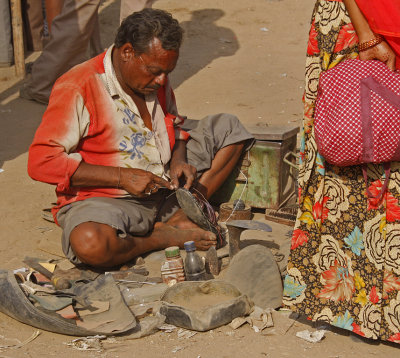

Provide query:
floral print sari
left=283, top=0, right=400, bottom=343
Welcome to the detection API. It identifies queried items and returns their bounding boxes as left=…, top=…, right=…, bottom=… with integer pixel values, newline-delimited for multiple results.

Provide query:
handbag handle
left=361, top=76, right=400, bottom=162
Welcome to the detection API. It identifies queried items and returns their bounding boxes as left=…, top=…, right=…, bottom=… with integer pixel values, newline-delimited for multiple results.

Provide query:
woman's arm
left=343, top=0, right=396, bottom=70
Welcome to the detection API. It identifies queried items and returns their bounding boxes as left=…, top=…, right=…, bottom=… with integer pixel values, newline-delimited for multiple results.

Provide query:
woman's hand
left=359, top=39, right=397, bottom=71
left=343, top=0, right=397, bottom=70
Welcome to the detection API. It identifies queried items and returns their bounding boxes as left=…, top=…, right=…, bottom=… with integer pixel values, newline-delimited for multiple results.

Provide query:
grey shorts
left=57, top=113, right=254, bottom=264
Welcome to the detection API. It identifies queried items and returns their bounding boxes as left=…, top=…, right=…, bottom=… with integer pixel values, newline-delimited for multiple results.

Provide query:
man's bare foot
left=153, top=221, right=217, bottom=250
left=166, top=208, right=200, bottom=230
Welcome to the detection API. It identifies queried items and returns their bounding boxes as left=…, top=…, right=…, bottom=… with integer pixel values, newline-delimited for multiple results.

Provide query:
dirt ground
left=0, top=0, right=399, bottom=357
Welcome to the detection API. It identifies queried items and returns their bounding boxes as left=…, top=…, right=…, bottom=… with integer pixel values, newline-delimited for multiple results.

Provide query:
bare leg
left=69, top=221, right=216, bottom=268
left=167, top=141, right=245, bottom=228
left=70, top=141, right=245, bottom=268
left=195, top=141, right=245, bottom=199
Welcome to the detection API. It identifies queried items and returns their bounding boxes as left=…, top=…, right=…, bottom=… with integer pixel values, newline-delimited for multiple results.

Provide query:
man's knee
left=205, top=113, right=239, bottom=129
left=69, top=222, right=115, bottom=266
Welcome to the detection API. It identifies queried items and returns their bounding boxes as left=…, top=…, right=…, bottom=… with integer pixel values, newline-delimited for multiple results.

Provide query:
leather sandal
left=175, top=188, right=225, bottom=249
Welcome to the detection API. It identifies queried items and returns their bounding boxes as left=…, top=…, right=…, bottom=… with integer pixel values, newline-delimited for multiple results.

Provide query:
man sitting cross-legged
left=28, top=9, right=254, bottom=268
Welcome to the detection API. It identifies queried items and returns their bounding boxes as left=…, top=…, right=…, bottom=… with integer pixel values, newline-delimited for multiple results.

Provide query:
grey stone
left=223, top=244, right=283, bottom=309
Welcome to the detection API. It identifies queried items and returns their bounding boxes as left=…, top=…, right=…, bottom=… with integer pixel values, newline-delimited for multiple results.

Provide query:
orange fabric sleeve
left=355, top=0, right=400, bottom=37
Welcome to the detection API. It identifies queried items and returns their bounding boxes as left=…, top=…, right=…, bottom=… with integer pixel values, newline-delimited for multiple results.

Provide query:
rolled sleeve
left=174, top=127, right=190, bottom=141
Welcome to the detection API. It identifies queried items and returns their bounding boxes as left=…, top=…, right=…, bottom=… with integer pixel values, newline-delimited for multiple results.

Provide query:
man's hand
left=119, top=167, right=174, bottom=197
left=359, top=40, right=397, bottom=71
left=169, top=139, right=197, bottom=190
left=169, top=158, right=197, bottom=190
left=71, top=162, right=173, bottom=197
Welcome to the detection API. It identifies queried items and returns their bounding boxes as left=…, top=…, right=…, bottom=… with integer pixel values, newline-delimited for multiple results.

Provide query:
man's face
left=117, top=37, right=179, bottom=96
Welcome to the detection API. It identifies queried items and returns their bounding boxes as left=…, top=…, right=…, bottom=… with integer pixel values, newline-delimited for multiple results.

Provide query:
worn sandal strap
left=175, top=188, right=225, bottom=248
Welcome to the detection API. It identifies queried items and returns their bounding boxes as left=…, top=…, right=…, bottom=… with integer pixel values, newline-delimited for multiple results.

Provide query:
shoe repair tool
left=51, top=276, right=72, bottom=290
left=116, top=279, right=157, bottom=285
left=23, top=257, right=103, bottom=290
left=52, top=267, right=101, bottom=289
left=205, top=246, right=220, bottom=276
left=175, top=187, right=225, bottom=248
left=106, top=267, right=149, bottom=280
left=23, top=257, right=71, bottom=289
left=225, top=220, right=272, bottom=258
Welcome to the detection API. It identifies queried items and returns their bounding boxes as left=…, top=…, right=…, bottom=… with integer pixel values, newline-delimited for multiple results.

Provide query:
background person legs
left=21, top=0, right=101, bottom=104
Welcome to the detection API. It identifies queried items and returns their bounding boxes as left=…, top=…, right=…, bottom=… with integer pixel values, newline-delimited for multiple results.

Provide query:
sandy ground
left=0, top=0, right=399, bottom=356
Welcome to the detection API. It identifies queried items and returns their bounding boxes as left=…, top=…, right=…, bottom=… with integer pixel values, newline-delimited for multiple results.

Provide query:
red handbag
left=314, top=59, right=400, bottom=198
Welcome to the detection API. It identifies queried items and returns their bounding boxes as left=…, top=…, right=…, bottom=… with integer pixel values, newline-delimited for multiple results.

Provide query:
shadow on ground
left=0, top=84, right=45, bottom=168
left=170, top=8, right=239, bottom=89
left=0, top=0, right=119, bottom=169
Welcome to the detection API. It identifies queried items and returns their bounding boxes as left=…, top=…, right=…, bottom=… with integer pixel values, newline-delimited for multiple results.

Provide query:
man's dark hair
left=115, top=8, right=183, bottom=53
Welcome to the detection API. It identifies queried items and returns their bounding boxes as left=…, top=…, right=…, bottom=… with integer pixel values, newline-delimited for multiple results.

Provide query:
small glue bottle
left=184, top=241, right=206, bottom=281
left=160, top=246, right=185, bottom=285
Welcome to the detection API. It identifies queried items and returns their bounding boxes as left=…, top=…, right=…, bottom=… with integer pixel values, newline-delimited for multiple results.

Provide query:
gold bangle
left=117, top=167, right=121, bottom=188
left=358, top=34, right=384, bottom=52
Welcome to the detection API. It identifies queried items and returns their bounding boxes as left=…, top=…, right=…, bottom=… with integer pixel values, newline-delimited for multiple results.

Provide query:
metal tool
left=225, top=220, right=272, bottom=258
left=116, top=279, right=157, bottom=285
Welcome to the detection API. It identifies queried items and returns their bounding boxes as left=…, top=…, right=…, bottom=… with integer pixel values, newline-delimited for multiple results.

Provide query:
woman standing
left=283, top=0, right=400, bottom=343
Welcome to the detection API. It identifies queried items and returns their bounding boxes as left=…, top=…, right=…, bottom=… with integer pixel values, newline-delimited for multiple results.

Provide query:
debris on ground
left=158, top=323, right=177, bottom=333
left=0, top=217, right=290, bottom=341
left=230, top=307, right=274, bottom=333
left=0, top=330, right=41, bottom=351
left=296, top=329, right=327, bottom=343
left=177, top=328, right=197, bottom=339
left=66, top=335, right=106, bottom=352
left=230, top=317, right=248, bottom=330
left=171, top=345, right=184, bottom=353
